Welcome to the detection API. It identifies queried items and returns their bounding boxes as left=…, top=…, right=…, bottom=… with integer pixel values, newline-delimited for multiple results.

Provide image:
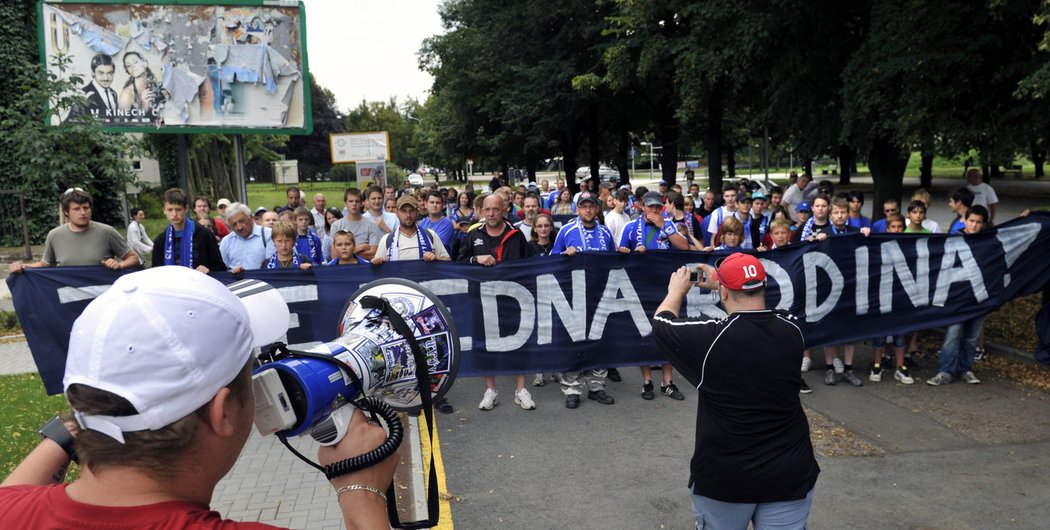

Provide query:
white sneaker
left=832, top=357, right=845, bottom=374
left=894, top=369, right=915, bottom=385
left=962, top=371, right=981, bottom=384
left=478, top=388, right=499, bottom=410
left=514, top=388, right=536, bottom=410
left=533, top=373, right=545, bottom=387
left=801, top=357, right=812, bottom=373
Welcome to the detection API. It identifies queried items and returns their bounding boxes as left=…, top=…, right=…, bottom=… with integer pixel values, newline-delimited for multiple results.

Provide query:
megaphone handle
left=323, top=396, right=404, bottom=480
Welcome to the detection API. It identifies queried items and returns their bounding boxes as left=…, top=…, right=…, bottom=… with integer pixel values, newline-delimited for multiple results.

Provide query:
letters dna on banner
left=11, top=213, right=1050, bottom=395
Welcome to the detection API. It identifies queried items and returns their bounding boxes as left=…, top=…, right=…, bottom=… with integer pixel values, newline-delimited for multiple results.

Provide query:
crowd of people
left=10, top=170, right=1004, bottom=410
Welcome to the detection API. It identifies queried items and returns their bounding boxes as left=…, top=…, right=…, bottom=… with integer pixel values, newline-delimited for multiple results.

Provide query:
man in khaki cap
left=372, top=194, right=450, bottom=263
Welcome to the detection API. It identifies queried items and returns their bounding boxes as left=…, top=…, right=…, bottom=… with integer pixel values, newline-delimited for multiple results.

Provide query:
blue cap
left=796, top=201, right=812, bottom=213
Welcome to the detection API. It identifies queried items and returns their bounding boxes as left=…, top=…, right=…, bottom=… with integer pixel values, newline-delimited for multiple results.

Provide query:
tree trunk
left=657, top=105, right=679, bottom=187
left=589, top=111, right=601, bottom=187
left=1032, top=138, right=1045, bottom=178
left=524, top=152, right=537, bottom=183
left=705, top=81, right=724, bottom=195
left=803, top=157, right=813, bottom=177
left=868, top=134, right=911, bottom=222
left=615, top=127, right=630, bottom=186
left=562, top=136, right=580, bottom=195
left=726, top=146, right=736, bottom=179
left=837, top=145, right=853, bottom=185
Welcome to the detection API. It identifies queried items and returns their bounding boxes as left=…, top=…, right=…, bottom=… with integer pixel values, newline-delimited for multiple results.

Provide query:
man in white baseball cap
left=0, top=267, right=396, bottom=529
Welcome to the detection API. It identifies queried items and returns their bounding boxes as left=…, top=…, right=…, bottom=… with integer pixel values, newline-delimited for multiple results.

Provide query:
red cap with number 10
left=714, top=253, right=766, bottom=291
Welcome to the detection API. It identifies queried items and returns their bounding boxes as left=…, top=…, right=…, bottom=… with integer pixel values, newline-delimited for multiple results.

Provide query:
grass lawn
left=0, top=373, right=77, bottom=481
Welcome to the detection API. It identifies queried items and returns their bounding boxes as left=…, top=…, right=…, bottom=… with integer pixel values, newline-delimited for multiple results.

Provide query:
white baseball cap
left=64, top=267, right=289, bottom=443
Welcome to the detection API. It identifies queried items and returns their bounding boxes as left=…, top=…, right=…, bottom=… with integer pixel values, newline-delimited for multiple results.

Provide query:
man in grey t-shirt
left=329, top=188, right=381, bottom=260
left=9, top=189, right=138, bottom=273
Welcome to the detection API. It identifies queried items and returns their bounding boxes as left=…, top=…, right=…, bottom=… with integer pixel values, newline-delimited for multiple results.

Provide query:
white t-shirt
left=363, top=210, right=400, bottom=234
left=604, top=210, right=632, bottom=244
left=375, top=228, right=449, bottom=261
left=966, top=182, right=999, bottom=210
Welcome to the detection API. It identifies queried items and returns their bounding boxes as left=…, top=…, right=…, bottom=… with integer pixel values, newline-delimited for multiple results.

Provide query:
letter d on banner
left=480, top=281, right=536, bottom=351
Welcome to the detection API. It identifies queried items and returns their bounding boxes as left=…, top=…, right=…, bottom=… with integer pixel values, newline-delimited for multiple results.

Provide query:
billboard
left=356, top=160, right=387, bottom=187
left=331, top=132, right=390, bottom=163
left=39, top=1, right=311, bottom=134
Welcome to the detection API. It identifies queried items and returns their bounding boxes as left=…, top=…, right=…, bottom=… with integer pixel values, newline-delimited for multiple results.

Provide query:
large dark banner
left=11, top=213, right=1050, bottom=394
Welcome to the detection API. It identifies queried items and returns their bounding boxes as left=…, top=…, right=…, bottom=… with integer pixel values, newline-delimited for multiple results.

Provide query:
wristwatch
left=38, top=416, right=78, bottom=463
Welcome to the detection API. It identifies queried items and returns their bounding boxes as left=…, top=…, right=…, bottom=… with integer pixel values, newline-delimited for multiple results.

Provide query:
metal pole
left=18, top=191, right=31, bottom=260
left=234, top=134, right=248, bottom=205
left=649, top=143, right=654, bottom=180
left=176, top=134, right=189, bottom=193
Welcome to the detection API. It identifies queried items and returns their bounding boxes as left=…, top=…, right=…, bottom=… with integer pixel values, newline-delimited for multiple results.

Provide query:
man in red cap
left=652, top=253, right=819, bottom=528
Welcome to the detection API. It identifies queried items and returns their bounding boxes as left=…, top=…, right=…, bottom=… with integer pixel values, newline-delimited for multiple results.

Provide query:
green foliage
left=0, top=56, right=141, bottom=244
left=345, top=98, right=420, bottom=170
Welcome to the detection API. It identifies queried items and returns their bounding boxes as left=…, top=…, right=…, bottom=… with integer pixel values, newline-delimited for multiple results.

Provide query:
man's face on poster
left=93, top=64, right=115, bottom=89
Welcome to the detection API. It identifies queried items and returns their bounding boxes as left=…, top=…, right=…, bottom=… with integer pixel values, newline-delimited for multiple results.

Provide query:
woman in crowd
left=551, top=188, right=575, bottom=215
left=451, top=191, right=475, bottom=223
left=528, top=213, right=558, bottom=256
left=324, top=207, right=343, bottom=236
left=127, top=207, right=153, bottom=264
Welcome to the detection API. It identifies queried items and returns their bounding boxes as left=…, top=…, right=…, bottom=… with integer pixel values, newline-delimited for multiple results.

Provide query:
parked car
left=575, top=165, right=620, bottom=183
left=407, top=172, right=425, bottom=187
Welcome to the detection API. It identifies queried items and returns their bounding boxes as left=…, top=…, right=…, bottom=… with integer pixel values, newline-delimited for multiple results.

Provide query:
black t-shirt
left=652, top=309, right=819, bottom=503
left=457, top=222, right=533, bottom=263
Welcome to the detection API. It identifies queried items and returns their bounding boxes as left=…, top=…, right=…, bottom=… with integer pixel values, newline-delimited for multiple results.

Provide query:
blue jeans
left=692, top=488, right=814, bottom=530
left=937, top=316, right=985, bottom=376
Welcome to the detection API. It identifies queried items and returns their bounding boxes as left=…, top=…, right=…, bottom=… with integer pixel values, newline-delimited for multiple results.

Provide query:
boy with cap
left=653, top=254, right=819, bottom=529
left=0, top=267, right=397, bottom=528
left=549, top=191, right=617, bottom=408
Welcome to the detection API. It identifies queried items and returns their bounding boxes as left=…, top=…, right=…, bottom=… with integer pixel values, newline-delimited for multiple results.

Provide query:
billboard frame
left=37, top=0, right=313, bottom=136
left=330, top=131, right=391, bottom=164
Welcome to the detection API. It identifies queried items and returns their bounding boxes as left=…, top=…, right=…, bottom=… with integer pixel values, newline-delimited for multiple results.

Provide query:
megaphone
left=251, top=278, right=460, bottom=445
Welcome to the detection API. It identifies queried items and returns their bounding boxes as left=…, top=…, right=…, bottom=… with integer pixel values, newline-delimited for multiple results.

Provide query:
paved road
left=4, top=337, right=1049, bottom=528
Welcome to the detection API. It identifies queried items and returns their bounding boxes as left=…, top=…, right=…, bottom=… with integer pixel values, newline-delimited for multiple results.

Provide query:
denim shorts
left=692, top=487, right=814, bottom=530
left=872, top=334, right=906, bottom=348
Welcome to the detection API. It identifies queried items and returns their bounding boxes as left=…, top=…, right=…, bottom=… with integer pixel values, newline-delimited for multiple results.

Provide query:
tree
left=0, top=57, right=141, bottom=243
left=344, top=98, right=420, bottom=172
left=281, top=75, right=347, bottom=180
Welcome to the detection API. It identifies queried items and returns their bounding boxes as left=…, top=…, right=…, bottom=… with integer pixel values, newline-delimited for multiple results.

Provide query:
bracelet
left=335, top=483, right=387, bottom=502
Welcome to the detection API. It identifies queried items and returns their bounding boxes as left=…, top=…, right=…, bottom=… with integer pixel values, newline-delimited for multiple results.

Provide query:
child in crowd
left=293, top=207, right=325, bottom=264
left=910, top=189, right=941, bottom=232
left=947, top=187, right=975, bottom=233
left=905, top=200, right=931, bottom=233
left=869, top=212, right=914, bottom=384
left=797, top=195, right=834, bottom=241
left=385, top=197, right=397, bottom=213
left=847, top=190, right=872, bottom=229
left=715, top=216, right=745, bottom=251
left=277, top=208, right=294, bottom=224
left=793, top=201, right=813, bottom=238
left=265, top=221, right=312, bottom=270
left=927, top=206, right=991, bottom=386
left=822, top=198, right=866, bottom=387
left=327, top=230, right=370, bottom=265
left=768, top=219, right=792, bottom=249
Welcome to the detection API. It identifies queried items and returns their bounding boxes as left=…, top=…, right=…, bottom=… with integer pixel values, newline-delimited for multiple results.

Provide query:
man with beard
left=549, top=192, right=617, bottom=408
left=372, top=195, right=450, bottom=263
left=9, top=189, right=138, bottom=273
left=513, top=194, right=543, bottom=241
